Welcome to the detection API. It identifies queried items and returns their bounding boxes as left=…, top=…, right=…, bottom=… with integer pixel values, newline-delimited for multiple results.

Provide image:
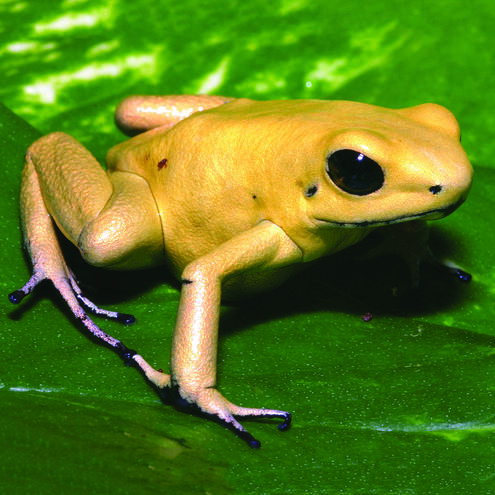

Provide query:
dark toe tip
left=8, top=290, right=26, bottom=304
left=116, top=312, right=136, bottom=325
left=454, top=269, right=472, bottom=283
left=249, top=438, right=261, bottom=449
left=278, top=412, right=292, bottom=431
left=236, top=429, right=261, bottom=449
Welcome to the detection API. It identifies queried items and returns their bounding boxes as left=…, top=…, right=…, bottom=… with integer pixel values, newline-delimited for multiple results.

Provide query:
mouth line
left=315, top=198, right=466, bottom=228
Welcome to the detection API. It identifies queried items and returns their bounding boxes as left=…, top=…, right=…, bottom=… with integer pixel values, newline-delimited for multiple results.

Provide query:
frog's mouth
left=316, top=197, right=466, bottom=228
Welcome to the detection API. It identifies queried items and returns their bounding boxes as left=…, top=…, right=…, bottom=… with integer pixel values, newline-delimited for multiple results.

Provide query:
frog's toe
left=68, top=273, right=136, bottom=324
left=229, top=404, right=292, bottom=431
left=131, top=354, right=171, bottom=388
left=225, top=402, right=292, bottom=440
left=415, top=252, right=471, bottom=285
left=8, top=289, right=28, bottom=304
left=452, top=268, right=472, bottom=283
left=211, top=409, right=264, bottom=449
left=9, top=272, right=45, bottom=305
left=433, top=263, right=472, bottom=283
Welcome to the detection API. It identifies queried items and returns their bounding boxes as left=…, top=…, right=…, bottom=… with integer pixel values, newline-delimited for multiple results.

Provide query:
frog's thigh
left=79, top=171, right=164, bottom=269
left=28, top=132, right=163, bottom=270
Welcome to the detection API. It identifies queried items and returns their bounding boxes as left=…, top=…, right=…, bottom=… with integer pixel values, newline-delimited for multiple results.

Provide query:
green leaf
left=2, top=1, right=495, bottom=494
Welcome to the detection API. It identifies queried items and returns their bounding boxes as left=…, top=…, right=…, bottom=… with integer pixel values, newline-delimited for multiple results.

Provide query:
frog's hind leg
left=9, top=149, right=131, bottom=353
left=115, top=94, right=235, bottom=136
left=9, top=132, right=167, bottom=379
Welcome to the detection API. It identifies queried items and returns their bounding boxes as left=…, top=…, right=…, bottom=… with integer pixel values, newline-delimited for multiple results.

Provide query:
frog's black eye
left=326, top=149, right=384, bottom=196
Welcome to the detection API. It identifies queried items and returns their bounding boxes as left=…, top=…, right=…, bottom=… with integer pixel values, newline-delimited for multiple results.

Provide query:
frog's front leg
left=145, top=221, right=302, bottom=448
left=10, top=132, right=164, bottom=362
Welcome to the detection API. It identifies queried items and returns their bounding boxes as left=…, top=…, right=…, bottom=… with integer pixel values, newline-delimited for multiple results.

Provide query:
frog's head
left=301, top=102, right=473, bottom=228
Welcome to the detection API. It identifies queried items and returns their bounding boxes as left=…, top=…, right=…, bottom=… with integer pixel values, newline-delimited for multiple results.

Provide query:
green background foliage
left=1, top=0, right=495, bottom=493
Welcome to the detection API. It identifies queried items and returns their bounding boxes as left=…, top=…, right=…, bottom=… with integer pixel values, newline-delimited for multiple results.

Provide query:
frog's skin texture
left=10, top=95, right=473, bottom=448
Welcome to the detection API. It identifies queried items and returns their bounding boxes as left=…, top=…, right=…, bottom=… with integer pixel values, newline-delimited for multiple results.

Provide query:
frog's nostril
left=429, top=185, right=443, bottom=195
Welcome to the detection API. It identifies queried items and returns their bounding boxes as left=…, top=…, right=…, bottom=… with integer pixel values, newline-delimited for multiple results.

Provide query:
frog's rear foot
left=9, top=270, right=136, bottom=352
left=68, top=275, right=137, bottom=324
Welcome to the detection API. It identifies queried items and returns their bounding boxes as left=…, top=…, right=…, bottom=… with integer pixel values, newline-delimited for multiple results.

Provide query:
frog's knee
left=78, top=215, right=162, bottom=270
left=78, top=215, right=127, bottom=268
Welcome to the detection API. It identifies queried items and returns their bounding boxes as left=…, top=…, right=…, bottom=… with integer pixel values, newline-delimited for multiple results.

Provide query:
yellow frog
left=9, top=95, right=473, bottom=448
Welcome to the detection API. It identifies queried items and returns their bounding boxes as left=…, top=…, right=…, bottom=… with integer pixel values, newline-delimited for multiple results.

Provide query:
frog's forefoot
left=129, top=341, right=292, bottom=448
left=129, top=355, right=292, bottom=448
left=358, top=221, right=472, bottom=289
left=209, top=402, right=292, bottom=449
left=166, top=383, right=292, bottom=448
left=429, top=262, right=472, bottom=284
left=409, top=252, right=472, bottom=288
left=453, top=268, right=472, bottom=283
left=218, top=408, right=291, bottom=449
left=199, top=400, right=292, bottom=449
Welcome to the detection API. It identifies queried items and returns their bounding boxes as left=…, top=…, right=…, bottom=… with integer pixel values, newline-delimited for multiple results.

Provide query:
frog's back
left=152, top=99, right=347, bottom=272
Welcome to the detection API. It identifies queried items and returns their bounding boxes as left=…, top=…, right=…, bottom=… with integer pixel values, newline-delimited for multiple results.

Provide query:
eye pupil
left=326, top=149, right=384, bottom=196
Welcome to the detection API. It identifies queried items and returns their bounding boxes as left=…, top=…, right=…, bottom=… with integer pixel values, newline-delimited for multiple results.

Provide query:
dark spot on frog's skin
left=429, top=185, right=442, bottom=195
left=158, top=158, right=168, bottom=170
left=252, top=194, right=257, bottom=200
left=182, top=278, right=193, bottom=285
left=304, top=184, right=318, bottom=198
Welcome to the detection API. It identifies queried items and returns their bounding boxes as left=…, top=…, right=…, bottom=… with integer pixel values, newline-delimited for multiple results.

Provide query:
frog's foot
left=360, top=220, right=471, bottom=288
left=175, top=388, right=292, bottom=449
left=9, top=269, right=139, bottom=361
left=132, top=354, right=290, bottom=448
left=66, top=272, right=136, bottom=325
left=384, top=244, right=472, bottom=289
left=422, top=254, right=472, bottom=284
